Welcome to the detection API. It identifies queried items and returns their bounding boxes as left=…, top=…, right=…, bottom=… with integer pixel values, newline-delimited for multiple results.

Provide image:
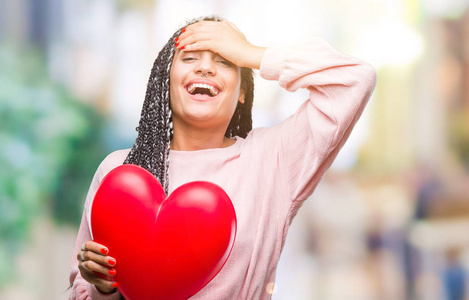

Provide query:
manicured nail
left=181, top=46, right=185, bottom=51
left=182, top=28, right=186, bottom=33
left=101, top=248, right=108, bottom=255
left=175, top=42, right=179, bottom=48
left=175, top=37, right=179, bottom=43
left=112, top=282, right=119, bottom=288
left=109, top=269, right=116, bottom=276
left=108, top=258, right=116, bottom=266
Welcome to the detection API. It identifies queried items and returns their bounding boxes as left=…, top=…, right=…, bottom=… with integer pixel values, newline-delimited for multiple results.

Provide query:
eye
left=182, top=57, right=196, bottom=62
left=218, top=59, right=234, bottom=67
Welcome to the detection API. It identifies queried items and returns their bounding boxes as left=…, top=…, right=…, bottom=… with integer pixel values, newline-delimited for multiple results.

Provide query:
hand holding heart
left=87, top=164, right=237, bottom=300
left=77, top=241, right=118, bottom=294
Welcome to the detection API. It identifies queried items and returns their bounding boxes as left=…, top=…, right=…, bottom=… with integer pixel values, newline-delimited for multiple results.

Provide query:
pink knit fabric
left=69, top=36, right=376, bottom=299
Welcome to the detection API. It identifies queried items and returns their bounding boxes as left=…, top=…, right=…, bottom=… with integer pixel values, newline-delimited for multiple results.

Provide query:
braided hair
left=123, top=16, right=254, bottom=195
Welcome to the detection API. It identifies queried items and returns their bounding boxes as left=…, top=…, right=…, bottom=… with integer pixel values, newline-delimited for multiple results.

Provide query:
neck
left=171, top=123, right=234, bottom=151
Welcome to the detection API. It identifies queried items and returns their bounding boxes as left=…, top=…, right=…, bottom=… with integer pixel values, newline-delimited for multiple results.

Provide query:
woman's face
left=169, top=49, right=244, bottom=132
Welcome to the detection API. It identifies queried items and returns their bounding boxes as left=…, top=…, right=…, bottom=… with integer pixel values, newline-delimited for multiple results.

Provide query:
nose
left=194, top=52, right=216, bottom=77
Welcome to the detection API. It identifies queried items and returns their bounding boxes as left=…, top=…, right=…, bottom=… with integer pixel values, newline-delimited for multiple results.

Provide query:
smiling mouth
left=186, top=83, right=220, bottom=97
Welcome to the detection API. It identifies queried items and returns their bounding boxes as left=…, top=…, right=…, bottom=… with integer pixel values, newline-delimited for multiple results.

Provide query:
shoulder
left=103, top=148, right=131, bottom=163
left=239, top=125, right=284, bottom=150
left=95, top=149, right=131, bottom=181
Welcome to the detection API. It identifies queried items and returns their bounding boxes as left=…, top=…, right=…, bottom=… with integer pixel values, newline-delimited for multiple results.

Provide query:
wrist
left=96, top=285, right=116, bottom=294
left=240, top=45, right=266, bottom=70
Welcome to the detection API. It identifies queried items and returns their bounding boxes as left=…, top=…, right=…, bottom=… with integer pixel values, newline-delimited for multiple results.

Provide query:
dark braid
left=123, top=29, right=179, bottom=195
left=226, top=67, right=254, bottom=138
left=124, top=15, right=254, bottom=196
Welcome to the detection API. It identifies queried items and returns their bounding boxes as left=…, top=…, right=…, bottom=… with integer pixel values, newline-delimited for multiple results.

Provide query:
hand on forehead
left=175, top=20, right=251, bottom=68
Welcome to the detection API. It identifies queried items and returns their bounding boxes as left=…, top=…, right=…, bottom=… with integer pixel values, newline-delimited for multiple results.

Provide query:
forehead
left=173, top=49, right=222, bottom=59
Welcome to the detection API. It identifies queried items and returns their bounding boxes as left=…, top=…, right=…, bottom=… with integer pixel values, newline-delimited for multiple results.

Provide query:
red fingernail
left=181, top=46, right=185, bottom=50
left=101, top=248, right=108, bottom=255
left=109, top=269, right=116, bottom=276
left=108, top=258, right=116, bottom=266
left=182, top=28, right=186, bottom=33
left=175, top=42, right=179, bottom=48
left=112, top=282, right=119, bottom=288
left=175, top=37, right=179, bottom=43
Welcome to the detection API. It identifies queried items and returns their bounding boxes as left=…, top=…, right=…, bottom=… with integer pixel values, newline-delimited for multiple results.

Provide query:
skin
left=170, top=20, right=265, bottom=151
left=77, top=241, right=118, bottom=293
left=169, top=49, right=245, bottom=151
left=77, top=19, right=266, bottom=294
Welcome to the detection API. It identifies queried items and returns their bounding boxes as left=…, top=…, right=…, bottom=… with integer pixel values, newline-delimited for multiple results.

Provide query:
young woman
left=69, top=15, right=376, bottom=299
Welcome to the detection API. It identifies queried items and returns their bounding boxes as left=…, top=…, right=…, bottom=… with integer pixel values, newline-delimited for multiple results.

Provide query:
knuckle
left=83, top=260, right=92, bottom=270
left=100, top=254, right=110, bottom=264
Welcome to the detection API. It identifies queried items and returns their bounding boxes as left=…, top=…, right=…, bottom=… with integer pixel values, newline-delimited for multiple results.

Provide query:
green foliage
left=0, top=45, right=108, bottom=285
left=52, top=106, right=108, bottom=226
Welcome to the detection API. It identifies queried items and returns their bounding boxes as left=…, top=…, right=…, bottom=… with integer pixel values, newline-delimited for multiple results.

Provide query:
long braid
left=226, top=67, right=254, bottom=138
left=124, top=15, right=254, bottom=197
left=162, top=55, right=173, bottom=194
left=123, top=30, right=180, bottom=195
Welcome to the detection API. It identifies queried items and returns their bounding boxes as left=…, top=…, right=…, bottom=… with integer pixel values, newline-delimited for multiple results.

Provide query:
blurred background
left=1, top=0, right=469, bottom=299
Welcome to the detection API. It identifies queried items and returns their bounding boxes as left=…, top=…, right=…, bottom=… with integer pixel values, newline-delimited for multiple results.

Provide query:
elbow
left=345, top=61, right=377, bottom=109
left=359, top=61, right=377, bottom=91
left=344, top=60, right=377, bottom=99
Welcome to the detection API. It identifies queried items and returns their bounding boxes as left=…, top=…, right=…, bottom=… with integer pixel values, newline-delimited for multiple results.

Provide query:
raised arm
left=177, top=20, right=376, bottom=204
left=259, top=37, right=377, bottom=202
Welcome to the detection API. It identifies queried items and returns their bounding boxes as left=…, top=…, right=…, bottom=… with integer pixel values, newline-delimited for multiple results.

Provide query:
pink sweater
left=69, top=37, right=376, bottom=299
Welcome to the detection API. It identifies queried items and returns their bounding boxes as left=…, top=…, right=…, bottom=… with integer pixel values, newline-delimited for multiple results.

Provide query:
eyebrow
left=175, top=50, right=237, bottom=67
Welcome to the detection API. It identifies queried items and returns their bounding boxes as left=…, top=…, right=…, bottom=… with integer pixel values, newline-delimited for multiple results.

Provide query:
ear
left=238, top=89, right=245, bottom=104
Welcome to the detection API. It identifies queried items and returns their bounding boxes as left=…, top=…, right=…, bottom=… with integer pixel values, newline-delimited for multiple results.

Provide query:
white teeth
left=186, top=83, right=219, bottom=96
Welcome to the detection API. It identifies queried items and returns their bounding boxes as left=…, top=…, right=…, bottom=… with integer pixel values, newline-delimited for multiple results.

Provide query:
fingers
left=79, top=261, right=118, bottom=290
left=176, top=23, right=216, bottom=52
left=81, top=241, right=109, bottom=255
left=80, top=265, right=118, bottom=292
left=85, top=268, right=119, bottom=293
left=77, top=241, right=118, bottom=291
left=78, top=241, right=116, bottom=268
left=81, top=258, right=117, bottom=277
left=179, top=21, right=217, bottom=37
left=176, top=21, right=244, bottom=52
left=177, top=32, right=211, bottom=50
left=78, top=248, right=117, bottom=269
left=175, top=20, right=262, bottom=69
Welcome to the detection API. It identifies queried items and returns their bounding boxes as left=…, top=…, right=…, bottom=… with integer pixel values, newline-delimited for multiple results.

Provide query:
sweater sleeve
left=69, top=154, right=124, bottom=300
left=259, top=36, right=376, bottom=203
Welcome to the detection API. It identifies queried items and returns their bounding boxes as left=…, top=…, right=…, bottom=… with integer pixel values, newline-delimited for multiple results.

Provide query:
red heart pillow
left=91, top=164, right=237, bottom=300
